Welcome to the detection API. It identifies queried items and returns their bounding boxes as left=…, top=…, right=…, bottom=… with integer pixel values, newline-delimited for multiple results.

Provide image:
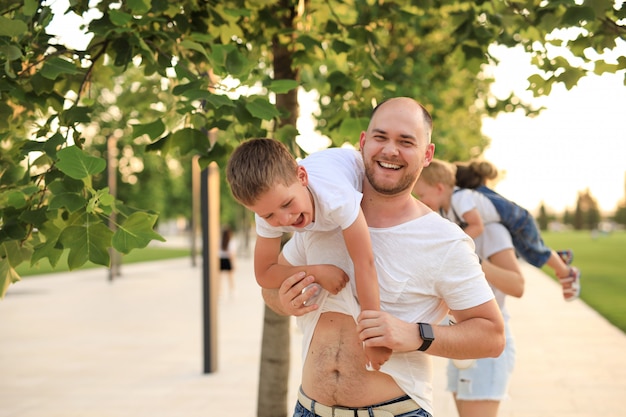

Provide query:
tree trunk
left=257, top=304, right=291, bottom=417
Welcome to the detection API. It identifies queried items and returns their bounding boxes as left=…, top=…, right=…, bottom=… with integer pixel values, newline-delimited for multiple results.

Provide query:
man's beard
left=364, top=163, right=418, bottom=196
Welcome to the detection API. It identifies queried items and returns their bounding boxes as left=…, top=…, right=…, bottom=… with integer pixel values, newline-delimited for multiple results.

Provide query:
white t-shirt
left=255, top=148, right=364, bottom=238
left=447, top=187, right=500, bottom=225
left=282, top=211, right=494, bottom=415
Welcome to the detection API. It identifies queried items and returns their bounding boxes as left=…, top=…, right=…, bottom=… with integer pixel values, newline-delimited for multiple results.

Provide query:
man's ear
left=358, top=131, right=366, bottom=150
left=296, top=165, right=309, bottom=186
left=424, top=143, right=435, bottom=166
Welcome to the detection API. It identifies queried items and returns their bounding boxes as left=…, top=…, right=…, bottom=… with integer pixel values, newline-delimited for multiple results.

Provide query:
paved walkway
left=1, top=244, right=624, bottom=416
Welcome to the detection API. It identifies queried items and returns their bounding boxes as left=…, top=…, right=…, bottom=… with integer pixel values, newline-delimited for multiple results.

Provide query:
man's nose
left=383, top=141, right=400, bottom=155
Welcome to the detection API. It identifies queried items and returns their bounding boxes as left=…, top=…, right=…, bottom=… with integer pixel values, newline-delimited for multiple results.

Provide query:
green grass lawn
left=16, top=247, right=192, bottom=277
left=541, top=230, right=626, bottom=333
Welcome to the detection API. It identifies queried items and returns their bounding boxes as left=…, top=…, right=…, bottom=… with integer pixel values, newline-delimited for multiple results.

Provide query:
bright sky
left=482, top=45, right=626, bottom=214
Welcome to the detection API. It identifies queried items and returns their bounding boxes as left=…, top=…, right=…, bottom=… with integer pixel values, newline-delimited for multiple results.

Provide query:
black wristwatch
left=417, top=322, right=434, bottom=352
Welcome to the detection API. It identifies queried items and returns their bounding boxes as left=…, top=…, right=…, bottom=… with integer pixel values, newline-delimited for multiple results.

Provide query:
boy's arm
left=461, top=208, right=484, bottom=239
left=342, top=210, right=380, bottom=312
left=254, top=236, right=348, bottom=293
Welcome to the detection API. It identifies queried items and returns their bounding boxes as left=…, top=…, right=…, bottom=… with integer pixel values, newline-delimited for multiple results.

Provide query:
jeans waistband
left=297, top=388, right=421, bottom=417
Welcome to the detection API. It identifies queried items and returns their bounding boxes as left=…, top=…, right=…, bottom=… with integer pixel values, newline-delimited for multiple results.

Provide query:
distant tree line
left=537, top=188, right=626, bottom=231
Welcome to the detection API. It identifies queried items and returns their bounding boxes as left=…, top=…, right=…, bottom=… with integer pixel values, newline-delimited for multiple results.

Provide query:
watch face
left=420, top=323, right=434, bottom=340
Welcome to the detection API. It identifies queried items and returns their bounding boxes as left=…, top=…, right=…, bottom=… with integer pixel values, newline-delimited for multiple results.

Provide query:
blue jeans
left=293, top=398, right=433, bottom=417
left=476, top=185, right=551, bottom=267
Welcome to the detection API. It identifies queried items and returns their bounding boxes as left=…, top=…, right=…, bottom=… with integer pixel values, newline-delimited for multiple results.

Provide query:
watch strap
left=417, top=322, right=434, bottom=352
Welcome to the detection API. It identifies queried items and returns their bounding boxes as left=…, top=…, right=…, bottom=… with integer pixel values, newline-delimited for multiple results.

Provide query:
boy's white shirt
left=448, top=186, right=501, bottom=224
left=255, top=148, right=364, bottom=238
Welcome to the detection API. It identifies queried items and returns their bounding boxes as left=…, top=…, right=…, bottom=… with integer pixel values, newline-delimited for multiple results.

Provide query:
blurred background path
left=1, top=239, right=624, bottom=416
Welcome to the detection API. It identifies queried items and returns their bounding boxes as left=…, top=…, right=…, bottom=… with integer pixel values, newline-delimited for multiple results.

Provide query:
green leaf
left=180, top=89, right=213, bottom=101
left=204, top=94, right=235, bottom=109
left=131, top=119, right=166, bottom=140
left=331, top=39, right=352, bottom=54
left=561, top=6, right=595, bottom=26
left=112, top=37, right=133, bottom=67
left=1, top=190, right=27, bottom=209
left=24, top=0, right=39, bottom=16
left=87, top=188, right=115, bottom=213
left=0, top=259, right=21, bottom=298
left=245, top=98, right=280, bottom=120
left=56, top=146, right=106, bottom=180
left=49, top=192, right=88, bottom=212
left=0, top=45, right=22, bottom=61
left=31, top=239, right=64, bottom=268
left=327, top=71, right=355, bottom=94
left=296, top=35, right=323, bottom=51
left=127, top=0, right=151, bottom=15
left=0, top=16, right=28, bottom=37
left=40, top=57, right=82, bottom=80
left=60, top=106, right=92, bottom=125
left=112, top=212, right=165, bottom=254
left=594, top=60, right=620, bottom=75
left=180, top=40, right=210, bottom=59
left=0, top=240, right=32, bottom=268
left=166, top=128, right=212, bottom=156
left=59, top=223, right=113, bottom=269
left=275, top=124, right=299, bottom=143
left=43, top=133, right=68, bottom=159
left=30, top=219, right=64, bottom=267
left=109, top=10, right=133, bottom=26
left=269, top=79, right=299, bottom=94
left=338, top=117, right=369, bottom=144
left=225, top=48, right=247, bottom=77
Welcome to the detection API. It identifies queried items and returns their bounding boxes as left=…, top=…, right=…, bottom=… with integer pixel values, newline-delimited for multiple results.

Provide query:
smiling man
left=263, top=97, right=505, bottom=417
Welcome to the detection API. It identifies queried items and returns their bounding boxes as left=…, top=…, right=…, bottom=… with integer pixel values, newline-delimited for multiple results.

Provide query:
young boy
left=226, top=138, right=390, bottom=369
left=413, top=158, right=581, bottom=301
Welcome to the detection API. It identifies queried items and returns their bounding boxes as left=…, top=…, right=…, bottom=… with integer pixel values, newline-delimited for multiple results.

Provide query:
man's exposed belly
left=301, top=312, right=405, bottom=407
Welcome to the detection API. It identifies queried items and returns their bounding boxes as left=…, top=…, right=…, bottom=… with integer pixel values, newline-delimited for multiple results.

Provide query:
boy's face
left=412, top=179, right=442, bottom=211
left=247, top=166, right=314, bottom=229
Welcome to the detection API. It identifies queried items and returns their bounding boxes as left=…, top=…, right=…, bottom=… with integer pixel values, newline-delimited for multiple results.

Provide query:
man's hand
left=357, top=310, right=420, bottom=352
left=274, top=271, right=320, bottom=316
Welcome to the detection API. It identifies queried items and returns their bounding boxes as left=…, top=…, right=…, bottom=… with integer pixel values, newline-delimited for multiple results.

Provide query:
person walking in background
left=226, top=138, right=390, bottom=370
left=219, top=226, right=236, bottom=298
left=455, top=159, right=580, bottom=301
left=414, top=159, right=525, bottom=417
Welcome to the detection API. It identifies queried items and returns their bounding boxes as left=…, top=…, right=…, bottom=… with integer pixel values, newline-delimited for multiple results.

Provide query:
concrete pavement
left=1, top=242, right=624, bottom=416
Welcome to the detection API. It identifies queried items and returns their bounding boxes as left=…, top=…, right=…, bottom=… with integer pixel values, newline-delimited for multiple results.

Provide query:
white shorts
left=473, top=223, right=513, bottom=260
left=446, top=321, right=516, bottom=400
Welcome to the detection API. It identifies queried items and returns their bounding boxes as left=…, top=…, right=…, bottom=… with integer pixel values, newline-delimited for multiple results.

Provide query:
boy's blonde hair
left=420, top=159, right=457, bottom=187
left=226, top=138, right=298, bottom=206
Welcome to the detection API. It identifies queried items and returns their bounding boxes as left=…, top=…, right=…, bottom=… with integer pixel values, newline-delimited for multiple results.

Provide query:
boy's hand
left=364, top=345, right=392, bottom=371
left=309, top=264, right=349, bottom=294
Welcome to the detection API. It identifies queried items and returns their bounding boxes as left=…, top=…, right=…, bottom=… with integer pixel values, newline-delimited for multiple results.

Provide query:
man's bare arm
left=356, top=299, right=505, bottom=359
